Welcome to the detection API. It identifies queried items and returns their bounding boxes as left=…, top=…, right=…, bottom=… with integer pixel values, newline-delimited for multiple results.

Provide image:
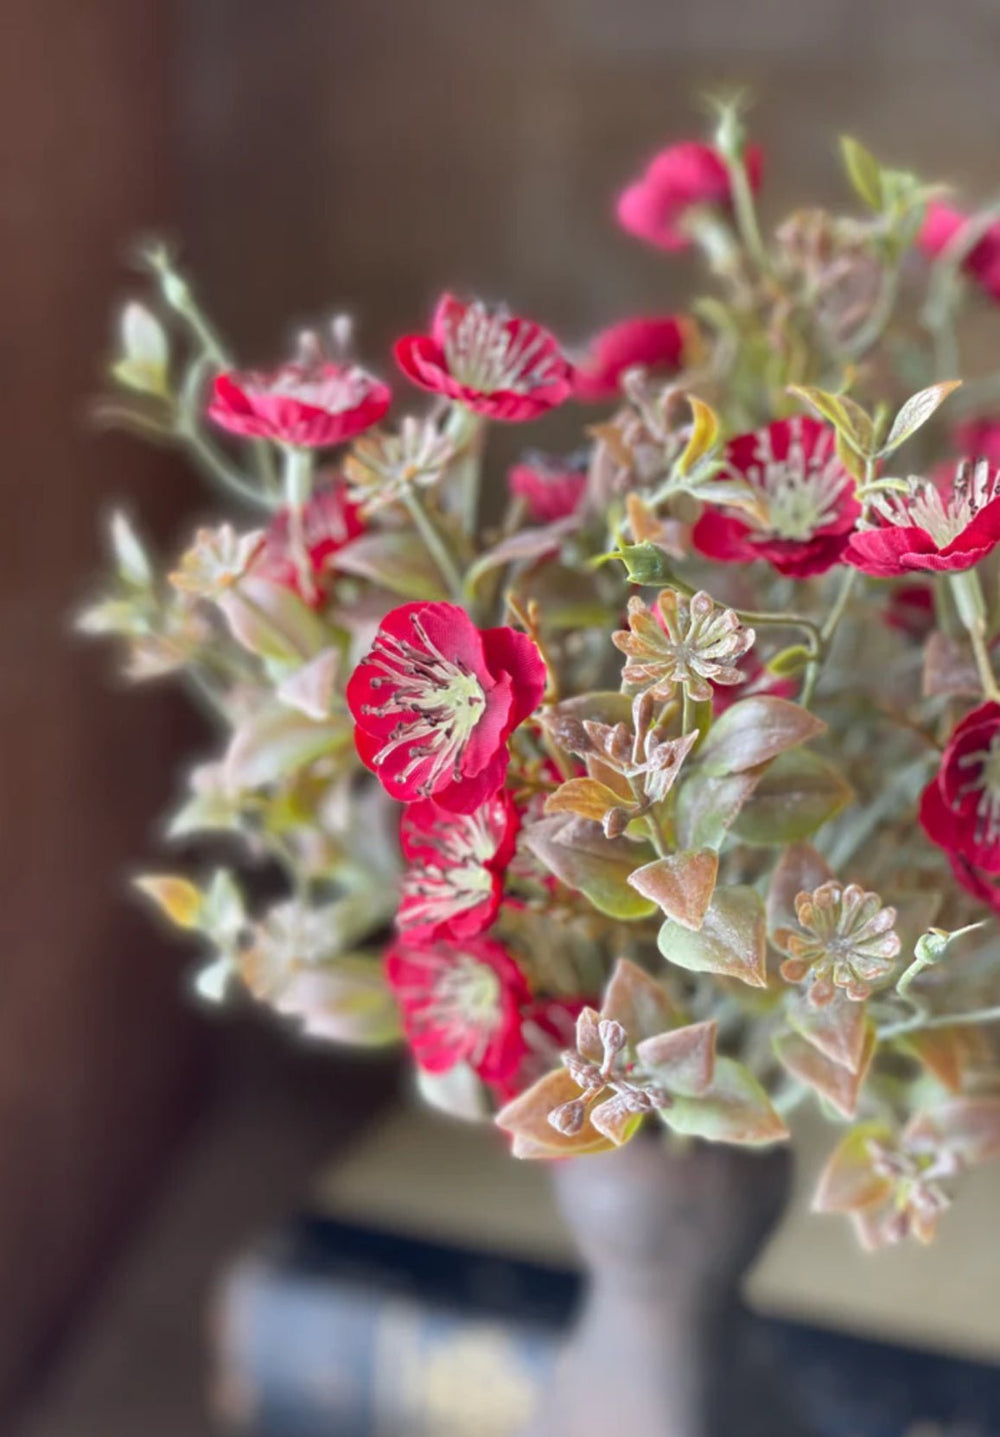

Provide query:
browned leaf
left=900, top=1025, right=993, bottom=1094
left=628, top=849, right=719, bottom=931
left=907, top=1097, right=1000, bottom=1167
left=774, top=1023, right=876, bottom=1118
left=495, top=1069, right=614, bottom=1159
left=766, top=842, right=835, bottom=935
left=601, top=957, right=677, bottom=1041
left=785, top=990, right=870, bottom=1073
left=812, top=1122, right=895, bottom=1214
left=545, top=777, right=628, bottom=824
left=636, top=1019, right=717, bottom=1096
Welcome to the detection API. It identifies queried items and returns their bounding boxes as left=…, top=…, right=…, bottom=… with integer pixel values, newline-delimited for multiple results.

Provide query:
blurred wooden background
left=4, top=0, right=1000, bottom=1418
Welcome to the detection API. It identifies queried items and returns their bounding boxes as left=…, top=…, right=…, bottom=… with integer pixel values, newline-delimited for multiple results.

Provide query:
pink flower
left=692, top=417, right=859, bottom=578
left=573, top=315, right=689, bottom=402
left=394, top=294, right=574, bottom=422
left=346, top=602, right=547, bottom=813
left=616, top=141, right=764, bottom=253
left=209, top=343, right=390, bottom=449
left=397, top=791, right=519, bottom=941
left=919, top=202, right=1000, bottom=303
left=384, top=933, right=531, bottom=1083
left=919, top=702, right=1000, bottom=874
left=845, top=458, right=1000, bottom=577
left=255, top=480, right=364, bottom=605
left=508, top=453, right=587, bottom=523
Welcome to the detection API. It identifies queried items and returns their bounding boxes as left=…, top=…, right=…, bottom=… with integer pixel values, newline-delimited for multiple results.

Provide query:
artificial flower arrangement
left=82, top=104, right=1000, bottom=1251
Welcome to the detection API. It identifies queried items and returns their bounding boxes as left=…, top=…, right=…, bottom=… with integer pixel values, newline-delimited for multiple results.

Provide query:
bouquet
left=82, top=103, right=1000, bottom=1251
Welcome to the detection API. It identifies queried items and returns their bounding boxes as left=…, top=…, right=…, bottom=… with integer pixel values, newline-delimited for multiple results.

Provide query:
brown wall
left=0, top=0, right=204, bottom=1403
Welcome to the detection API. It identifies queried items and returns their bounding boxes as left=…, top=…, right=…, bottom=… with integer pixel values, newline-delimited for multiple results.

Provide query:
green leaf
left=277, top=953, right=403, bottom=1049
left=658, top=885, right=767, bottom=988
left=219, top=575, right=329, bottom=667
left=613, top=541, right=684, bottom=587
left=698, top=696, right=825, bottom=776
left=627, top=849, right=718, bottom=931
left=675, top=769, right=761, bottom=850
left=110, top=511, right=153, bottom=589
left=335, top=529, right=450, bottom=601
left=660, top=1058, right=788, bottom=1145
left=417, top=1062, right=491, bottom=1121
left=787, top=384, right=875, bottom=458
left=785, top=990, right=869, bottom=1073
left=134, top=874, right=203, bottom=930
left=224, top=703, right=353, bottom=788
left=880, top=381, right=962, bottom=457
left=522, top=816, right=656, bottom=920
left=731, top=750, right=852, bottom=845
left=113, top=301, right=170, bottom=398
left=840, top=136, right=884, bottom=211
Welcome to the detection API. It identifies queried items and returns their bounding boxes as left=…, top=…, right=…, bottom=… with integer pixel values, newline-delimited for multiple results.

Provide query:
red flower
left=384, top=933, right=530, bottom=1083
left=954, top=418, right=1000, bottom=467
left=394, top=294, right=574, bottom=422
left=255, top=481, right=364, bottom=605
left=488, top=996, right=588, bottom=1103
left=346, top=602, right=547, bottom=813
left=397, top=791, right=519, bottom=941
left=845, top=459, right=1000, bottom=577
left=209, top=344, right=390, bottom=449
left=573, top=315, right=689, bottom=402
left=508, top=453, right=587, bottom=523
left=919, top=202, right=1000, bottom=303
left=920, top=702, right=1000, bottom=875
left=616, top=141, right=764, bottom=253
left=883, top=582, right=935, bottom=641
left=692, top=417, right=859, bottom=578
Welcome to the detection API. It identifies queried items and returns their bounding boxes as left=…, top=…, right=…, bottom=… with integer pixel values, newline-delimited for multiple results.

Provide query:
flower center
left=442, top=303, right=558, bottom=395
left=261, top=363, right=372, bottom=415
left=362, top=614, right=488, bottom=795
left=875, top=460, right=1000, bottom=547
left=957, top=731, right=1000, bottom=846
left=738, top=423, right=850, bottom=542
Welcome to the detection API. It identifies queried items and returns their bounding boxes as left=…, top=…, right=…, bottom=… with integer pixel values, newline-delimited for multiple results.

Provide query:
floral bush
left=83, top=105, right=1000, bottom=1249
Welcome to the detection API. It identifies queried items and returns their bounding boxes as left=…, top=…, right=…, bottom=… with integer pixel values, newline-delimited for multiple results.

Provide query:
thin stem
left=401, top=488, right=465, bottom=602
left=879, top=1004, right=1000, bottom=1043
left=842, top=264, right=900, bottom=361
left=682, top=688, right=696, bottom=738
left=820, top=567, right=859, bottom=645
left=734, top=608, right=822, bottom=655
left=446, top=406, right=485, bottom=539
left=724, top=153, right=770, bottom=274
left=178, top=423, right=275, bottom=512
left=950, top=569, right=1000, bottom=701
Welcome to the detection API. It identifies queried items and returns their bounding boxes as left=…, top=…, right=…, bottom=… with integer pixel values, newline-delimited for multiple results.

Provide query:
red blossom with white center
left=846, top=459, right=1000, bottom=577
left=209, top=340, right=390, bottom=449
left=508, top=452, right=587, bottom=523
left=573, top=315, right=689, bottom=402
left=920, top=702, right=1000, bottom=875
left=397, top=791, right=519, bottom=942
left=254, top=480, right=364, bottom=605
left=346, top=602, right=547, bottom=814
left=393, top=294, right=574, bottom=422
left=919, top=202, right=1000, bottom=304
left=692, top=417, right=859, bottom=578
left=616, top=141, right=764, bottom=253
left=384, top=933, right=531, bottom=1083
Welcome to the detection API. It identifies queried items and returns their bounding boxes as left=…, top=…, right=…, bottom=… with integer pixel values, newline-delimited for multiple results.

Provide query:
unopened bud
left=602, top=806, right=631, bottom=840
left=598, top=1018, right=627, bottom=1066
left=548, top=1099, right=587, bottom=1137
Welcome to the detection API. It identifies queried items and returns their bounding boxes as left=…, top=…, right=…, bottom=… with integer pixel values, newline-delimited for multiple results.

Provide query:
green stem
left=950, top=569, right=1000, bottom=701
left=178, top=423, right=275, bottom=512
left=283, top=446, right=317, bottom=603
left=446, top=406, right=485, bottom=538
left=723, top=152, right=770, bottom=274
left=820, top=566, right=859, bottom=645
left=879, top=1004, right=1000, bottom=1043
left=401, top=489, right=466, bottom=602
left=734, top=608, right=822, bottom=654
